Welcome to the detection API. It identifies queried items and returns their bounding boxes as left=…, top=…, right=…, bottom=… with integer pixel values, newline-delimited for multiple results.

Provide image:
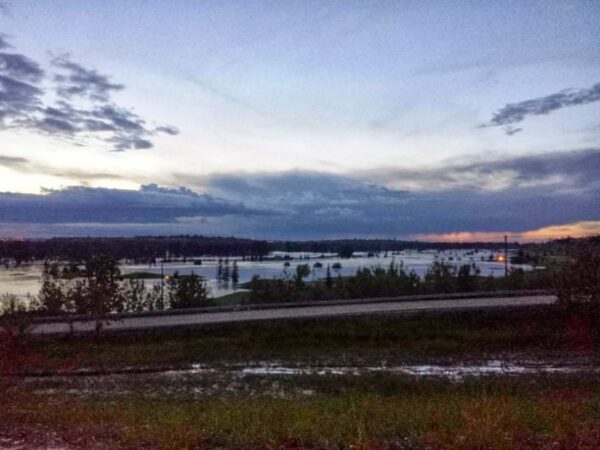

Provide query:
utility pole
left=504, top=235, right=508, bottom=277
left=160, top=259, right=164, bottom=302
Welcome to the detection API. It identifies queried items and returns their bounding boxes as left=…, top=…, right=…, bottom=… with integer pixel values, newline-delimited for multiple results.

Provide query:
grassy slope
left=2, top=304, right=600, bottom=448
left=6, top=304, right=598, bottom=372
left=2, top=373, right=600, bottom=449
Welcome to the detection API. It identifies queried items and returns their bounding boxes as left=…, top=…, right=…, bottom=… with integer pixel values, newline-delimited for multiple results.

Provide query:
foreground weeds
left=3, top=305, right=599, bottom=448
left=2, top=374, right=600, bottom=449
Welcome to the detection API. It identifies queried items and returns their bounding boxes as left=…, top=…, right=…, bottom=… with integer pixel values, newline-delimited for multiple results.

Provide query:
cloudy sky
left=0, top=0, right=599, bottom=240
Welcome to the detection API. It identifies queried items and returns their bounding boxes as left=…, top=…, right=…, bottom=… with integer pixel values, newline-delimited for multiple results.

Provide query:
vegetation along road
left=32, top=293, right=555, bottom=335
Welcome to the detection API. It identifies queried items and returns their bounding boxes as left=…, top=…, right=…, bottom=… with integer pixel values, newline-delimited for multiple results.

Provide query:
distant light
left=497, top=255, right=505, bottom=262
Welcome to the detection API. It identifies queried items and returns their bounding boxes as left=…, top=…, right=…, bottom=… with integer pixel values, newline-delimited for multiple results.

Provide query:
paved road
left=32, top=295, right=556, bottom=335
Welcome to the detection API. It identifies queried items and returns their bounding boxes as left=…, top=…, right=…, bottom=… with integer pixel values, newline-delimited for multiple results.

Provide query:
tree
left=231, top=261, right=239, bottom=287
left=457, top=264, right=479, bottom=292
left=555, top=249, right=600, bottom=306
left=424, top=261, right=455, bottom=293
left=222, top=260, right=230, bottom=284
left=325, top=264, right=333, bottom=289
left=122, top=279, right=147, bottom=312
left=337, top=244, right=354, bottom=258
left=0, top=293, right=40, bottom=349
left=77, top=255, right=125, bottom=337
left=145, top=283, right=165, bottom=311
left=168, top=273, right=211, bottom=309
left=38, top=262, right=67, bottom=315
left=294, top=264, right=311, bottom=289
left=217, top=258, right=224, bottom=282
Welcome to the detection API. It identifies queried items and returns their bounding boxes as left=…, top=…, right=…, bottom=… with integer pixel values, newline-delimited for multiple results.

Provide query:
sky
left=0, top=0, right=599, bottom=241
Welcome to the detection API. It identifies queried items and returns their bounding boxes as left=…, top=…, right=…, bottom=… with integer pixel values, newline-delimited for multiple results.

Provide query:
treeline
left=1, top=234, right=596, bottom=267
left=0, top=235, right=523, bottom=265
left=248, top=260, right=555, bottom=303
left=0, top=236, right=271, bottom=265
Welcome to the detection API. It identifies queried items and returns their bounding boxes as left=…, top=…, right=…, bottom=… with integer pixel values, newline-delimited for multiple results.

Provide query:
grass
left=212, top=290, right=250, bottom=305
left=2, top=373, right=600, bottom=448
left=3, top=304, right=598, bottom=373
left=2, top=304, right=600, bottom=448
left=121, top=271, right=163, bottom=279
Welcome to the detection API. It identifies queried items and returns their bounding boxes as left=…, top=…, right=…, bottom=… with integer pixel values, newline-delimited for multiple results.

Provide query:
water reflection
left=0, top=249, right=531, bottom=300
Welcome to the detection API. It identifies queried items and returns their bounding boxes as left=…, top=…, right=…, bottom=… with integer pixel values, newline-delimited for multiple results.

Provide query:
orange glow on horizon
left=412, top=221, right=600, bottom=243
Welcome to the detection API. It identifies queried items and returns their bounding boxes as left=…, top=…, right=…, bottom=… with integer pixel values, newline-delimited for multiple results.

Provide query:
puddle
left=14, top=359, right=600, bottom=387
left=237, top=360, right=600, bottom=379
left=14, top=359, right=599, bottom=399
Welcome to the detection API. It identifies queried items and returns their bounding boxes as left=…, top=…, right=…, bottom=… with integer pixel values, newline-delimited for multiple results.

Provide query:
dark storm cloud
left=92, top=105, right=145, bottom=132
left=0, top=37, right=178, bottom=151
left=52, top=54, right=124, bottom=102
left=171, top=151, right=599, bottom=239
left=1, top=150, right=597, bottom=238
left=360, top=148, right=600, bottom=192
left=0, top=41, right=45, bottom=123
left=486, top=82, right=600, bottom=134
left=0, top=184, right=266, bottom=224
left=0, top=52, right=44, bottom=82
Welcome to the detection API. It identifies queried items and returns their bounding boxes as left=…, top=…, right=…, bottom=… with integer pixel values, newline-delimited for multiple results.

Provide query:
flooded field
left=1, top=249, right=531, bottom=300
left=13, top=359, right=599, bottom=400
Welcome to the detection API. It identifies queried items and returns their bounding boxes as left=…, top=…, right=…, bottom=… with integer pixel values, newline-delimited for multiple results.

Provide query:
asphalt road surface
left=31, top=295, right=556, bottom=335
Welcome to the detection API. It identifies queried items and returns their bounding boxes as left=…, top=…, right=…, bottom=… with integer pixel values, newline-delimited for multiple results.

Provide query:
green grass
left=211, top=290, right=250, bottom=305
left=3, top=373, right=600, bottom=449
left=8, top=304, right=597, bottom=373
left=3, top=304, right=600, bottom=448
left=121, top=271, right=163, bottom=279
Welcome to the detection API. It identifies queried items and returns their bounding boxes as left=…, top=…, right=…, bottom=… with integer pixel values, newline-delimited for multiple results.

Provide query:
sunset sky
left=1, top=0, right=599, bottom=240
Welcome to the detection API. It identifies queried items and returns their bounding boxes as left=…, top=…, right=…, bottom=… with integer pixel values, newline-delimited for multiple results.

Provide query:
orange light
left=497, top=255, right=505, bottom=262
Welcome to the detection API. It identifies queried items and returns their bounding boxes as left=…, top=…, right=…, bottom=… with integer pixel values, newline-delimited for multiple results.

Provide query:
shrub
left=168, top=273, right=211, bottom=309
left=555, top=249, right=600, bottom=306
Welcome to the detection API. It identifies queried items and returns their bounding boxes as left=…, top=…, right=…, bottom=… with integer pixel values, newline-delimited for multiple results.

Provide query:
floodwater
left=0, top=249, right=532, bottom=300
left=16, top=360, right=600, bottom=391
left=237, top=360, right=599, bottom=379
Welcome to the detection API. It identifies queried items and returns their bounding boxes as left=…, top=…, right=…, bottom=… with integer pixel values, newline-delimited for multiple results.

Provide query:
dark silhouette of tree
left=555, top=249, right=600, bottom=306
left=217, top=258, right=224, bottom=283
left=83, top=255, right=125, bottom=337
left=457, top=264, right=479, bottom=292
left=0, top=293, right=37, bottom=342
left=168, top=273, right=210, bottom=309
left=38, top=262, right=67, bottom=315
left=325, top=265, right=333, bottom=289
left=423, top=261, right=455, bottom=293
left=294, top=264, right=311, bottom=289
left=222, top=259, right=230, bottom=284
left=231, top=261, right=239, bottom=287
left=337, top=244, right=354, bottom=258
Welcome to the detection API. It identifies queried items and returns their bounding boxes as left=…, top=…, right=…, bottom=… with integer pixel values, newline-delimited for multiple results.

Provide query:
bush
left=555, top=249, right=600, bottom=306
left=168, top=273, right=211, bottom=309
left=0, top=293, right=37, bottom=340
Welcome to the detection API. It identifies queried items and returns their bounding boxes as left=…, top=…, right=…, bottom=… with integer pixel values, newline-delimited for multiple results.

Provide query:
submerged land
left=1, top=236, right=599, bottom=448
